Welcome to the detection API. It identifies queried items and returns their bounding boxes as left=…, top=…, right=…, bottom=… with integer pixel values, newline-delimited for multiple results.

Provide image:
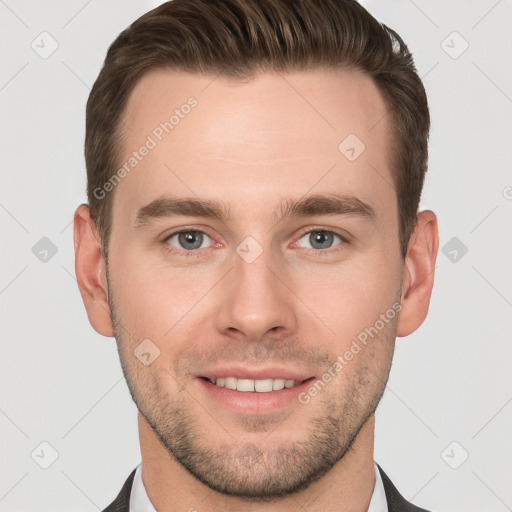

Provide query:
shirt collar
left=368, top=461, right=389, bottom=512
left=129, top=462, right=157, bottom=512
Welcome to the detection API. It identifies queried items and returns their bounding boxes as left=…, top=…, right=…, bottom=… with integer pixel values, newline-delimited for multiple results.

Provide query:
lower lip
left=196, top=378, right=314, bottom=414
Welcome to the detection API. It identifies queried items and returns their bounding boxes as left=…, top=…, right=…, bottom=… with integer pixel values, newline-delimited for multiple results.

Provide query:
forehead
left=114, top=67, right=395, bottom=225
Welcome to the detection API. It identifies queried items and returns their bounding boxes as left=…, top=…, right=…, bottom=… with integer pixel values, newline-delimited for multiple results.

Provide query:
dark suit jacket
left=103, top=463, right=431, bottom=511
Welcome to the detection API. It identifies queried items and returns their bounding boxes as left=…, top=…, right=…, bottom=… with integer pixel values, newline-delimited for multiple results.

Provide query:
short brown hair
left=85, top=0, right=429, bottom=260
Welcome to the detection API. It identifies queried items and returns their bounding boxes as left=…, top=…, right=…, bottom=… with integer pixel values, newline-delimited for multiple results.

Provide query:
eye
left=295, top=230, right=345, bottom=251
left=165, top=230, right=213, bottom=251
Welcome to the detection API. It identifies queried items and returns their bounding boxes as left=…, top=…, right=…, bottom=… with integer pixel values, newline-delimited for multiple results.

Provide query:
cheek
left=291, top=251, right=402, bottom=343
left=109, top=247, right=220, bottom=342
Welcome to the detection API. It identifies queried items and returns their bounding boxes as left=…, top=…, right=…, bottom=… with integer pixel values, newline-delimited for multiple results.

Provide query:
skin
left=74, top=67, right=438, bottom=511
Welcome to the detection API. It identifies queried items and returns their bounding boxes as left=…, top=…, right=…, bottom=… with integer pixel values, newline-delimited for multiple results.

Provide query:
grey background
left=1, top=0, right=511, bottom=510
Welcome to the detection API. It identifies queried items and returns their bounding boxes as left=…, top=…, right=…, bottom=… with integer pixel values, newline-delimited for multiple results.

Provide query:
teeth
left=272, top=379, right=285, bottom=391
left=209, top=377, right=301, bottom=392
left=225, top=377, right=237, bottom=390
left=255, top=379, right=273, bottom=392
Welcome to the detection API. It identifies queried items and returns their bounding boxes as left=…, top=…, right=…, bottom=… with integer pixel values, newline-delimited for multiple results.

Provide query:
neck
left=138, top=412, right=376, bottom=512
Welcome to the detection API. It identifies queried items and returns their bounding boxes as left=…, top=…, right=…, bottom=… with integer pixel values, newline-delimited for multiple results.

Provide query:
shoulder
left=102, top=468, right=137, bottom=512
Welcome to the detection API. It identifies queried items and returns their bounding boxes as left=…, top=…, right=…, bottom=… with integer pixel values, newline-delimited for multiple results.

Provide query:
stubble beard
left=106, top=272, right=395, bottom=500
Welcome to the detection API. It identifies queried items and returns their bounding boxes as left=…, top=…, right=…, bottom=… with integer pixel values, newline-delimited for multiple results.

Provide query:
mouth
left=199, top=376, right=310, bottom=392
left=196, top=371, right=316, bottom=413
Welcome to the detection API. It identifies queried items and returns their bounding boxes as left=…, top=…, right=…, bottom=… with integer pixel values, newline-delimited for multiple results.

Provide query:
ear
left=73, top=204, right=114, bottom=337
left=396, top=209, right=439, bottom=337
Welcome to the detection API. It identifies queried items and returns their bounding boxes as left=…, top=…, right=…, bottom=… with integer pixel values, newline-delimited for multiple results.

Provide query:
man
left=73, top=0, right=438, bottom=510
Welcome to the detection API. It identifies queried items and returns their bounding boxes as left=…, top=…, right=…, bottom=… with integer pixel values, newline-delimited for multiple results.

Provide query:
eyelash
left=161, top=228, right=349, bottom=257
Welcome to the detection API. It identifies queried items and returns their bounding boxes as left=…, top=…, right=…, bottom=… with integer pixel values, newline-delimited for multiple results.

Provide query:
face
left=105, top=68, right=404, bottom=498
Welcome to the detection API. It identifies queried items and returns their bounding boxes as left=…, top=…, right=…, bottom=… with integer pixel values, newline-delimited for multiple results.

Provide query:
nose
left=214, top=246, right=298, bottom=342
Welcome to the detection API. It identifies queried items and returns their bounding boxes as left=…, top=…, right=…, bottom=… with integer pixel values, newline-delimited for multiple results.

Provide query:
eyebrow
left=133, top=193, right=376, bottom=227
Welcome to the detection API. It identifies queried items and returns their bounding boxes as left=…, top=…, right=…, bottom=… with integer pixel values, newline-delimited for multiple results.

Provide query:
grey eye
left=297, top=230, right=342, bottom=250
left=168, top=231, right=210, bottom=250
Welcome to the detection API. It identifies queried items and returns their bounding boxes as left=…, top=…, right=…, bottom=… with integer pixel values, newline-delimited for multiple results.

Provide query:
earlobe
left=396, top=210, right=439, bottom=337
left=73, top=204, right=115, bottom=337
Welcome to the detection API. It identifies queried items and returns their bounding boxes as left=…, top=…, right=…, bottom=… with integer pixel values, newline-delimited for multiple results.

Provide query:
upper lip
left=198, top=366, right=314, bottom=382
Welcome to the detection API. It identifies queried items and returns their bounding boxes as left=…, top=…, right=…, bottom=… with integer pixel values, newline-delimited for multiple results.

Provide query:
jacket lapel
left=377, top=464, right=431, bottom=512
left=102, top=468, right=137, bottom=512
